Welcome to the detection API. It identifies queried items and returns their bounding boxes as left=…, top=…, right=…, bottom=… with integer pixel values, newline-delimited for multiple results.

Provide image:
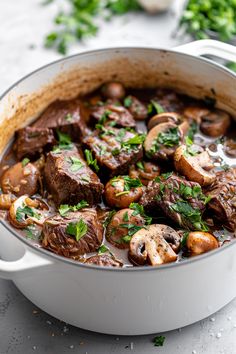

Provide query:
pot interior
left=0, top=47, right=236, bottom=155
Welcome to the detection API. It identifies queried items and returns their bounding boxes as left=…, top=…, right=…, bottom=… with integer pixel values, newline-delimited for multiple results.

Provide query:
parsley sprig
left=66, top=219, right=88, bottom=242
left=59, top=200, right=89, bottom=217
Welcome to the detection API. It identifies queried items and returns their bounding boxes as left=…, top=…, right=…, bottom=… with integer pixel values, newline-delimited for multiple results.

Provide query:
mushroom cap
left=101, top=82, right=125, bottom=100
left=183, top=106, right=210, bottom=123
left=174, top=145, right=216, bottom=186
left=147, top=112, right=180, bottom=130
left=129, top=224, right=178, bottom=266
left=187, top=231, right=218, bottom=255
left=200, top=109, right=231, bottom=137
left=144, top=122, right=182, bottom=161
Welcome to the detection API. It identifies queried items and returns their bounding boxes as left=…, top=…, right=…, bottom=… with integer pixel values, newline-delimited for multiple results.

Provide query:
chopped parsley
left=98, top=109, right=112, bottom=125
left=153, top=335, right=165, bottom=347
left=129, top=202, right=152, bottom=225
left=84, top=149, right=99, bottom=172
left=59, top=200, right=89, bottom=217
left=16, top=205, right=40, bottom=222
left=124, top=96, right=133, bottom=108
left=119, top=223, right=144, bottom=242
left=111, top=148, right=120, bottom=156
left=174, top=183, right=211, bottom=205
left=22, top=158, right=30, bottom=167
left=53, top=130, right=73, bottom=153
left=68, top=156, right=84, bottom=172
left=171, top=201, right=208, bottom=231
left=155, top=172, right=173, bottom=182
left=148, top=100, right=165, bottom=115
left=103, top=210, right=116, bottom=228
left=98, top=244, right=110, bottom=255
left=112, top=176, right=142, bottom=193
left=123, top=211, right=129, bottom=222
left=121, top=134, right=146, bottom=150
left=187, top=121, right=198, bottom=141
left=136, top=161, right=145, bottom=171
left=64, top=113, right=73, bottom=121
left=148, top=127, right=180, bottom=157
left=66, top=219, right=88, bottom=242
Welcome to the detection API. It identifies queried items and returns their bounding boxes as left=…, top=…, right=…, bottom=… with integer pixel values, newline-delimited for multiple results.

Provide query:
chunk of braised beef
left=44, top=148, right=103, bottom=206
left=206, top=168, right=236, bottom=231
left=124, top=96, right=148, bottom=120
left=41, top=210, right=103, bottom=260
left=85, top=254, right=123, bottom=267
left=33, top=99, right=88, bottom=140
left=140, top=174, right=207, bottom=230
left=153, top=89, right=184, bottom=112
left=90, top=103, right=136, bottom=128
left=83, top=127, right=143, bottom=178
left=15, top=127, right=56, bottom=160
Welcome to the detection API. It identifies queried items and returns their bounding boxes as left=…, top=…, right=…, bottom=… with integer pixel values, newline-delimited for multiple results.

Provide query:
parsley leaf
left=84, top=149, right=99, bottom=172
left=22, top=158, right=30, bottom=167
left=53, top=130, right=73, bottom=153
left=59, top=200, right=89, bottom=217
left=66, top=219, right=88, bottom=242
left=148, top=100, right=165, bottom=115
left=98, top=244, right=110, bottom=254
left=171, top=201, right=208, bottom=231
left=129, top=202, right=152, bottom=225
left=153, top=335, right=165, bottom=347
left=68, top=156, right=84, bottom=172
left=16, top=205, right=40, bottom=222
left=124, top=96, right=133, bottom=108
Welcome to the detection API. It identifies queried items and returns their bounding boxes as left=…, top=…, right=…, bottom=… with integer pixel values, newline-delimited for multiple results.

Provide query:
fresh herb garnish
left=129, top=202, right=152, bottom=224
left=68, top=156, right=84, bottom=172
left=155, top=172, right=173, bottom=182
left=44, top=0, right=141, bottom=54
left=121, top=134, right=146, bottom=151
left=124, top=96, right=133, bottom=108
left=148, top=100, right=165, bottom=115
left=64, top=113, right=73, bottom=121
left=66, top=219, right=88, bottom=242
left=136, top=161, right=145, bottom=171
left=98, top=244, right=110, bottom=255
left=123, top=211, right=129, bottom=222
left=148, top=127, right=180, bottom=157
left=22, top=158, right=30, bottom=167
left=84, top=149, right=99, bottom=172
left=103, top=210, right=116, bottom=228
left=53, top=130, right=73, bottom=153
left=111, top=148, right=120, bottom=156
left=16, top=205, right=40, bottom=222
left=153, top=335, right=165, bottom=347
left=171, top=201, right=208, bottom=231
left=112, top=176, right=142, bottom=193
left=226, top=61, right=236, bottom=72
left=98, top=109, right=112, bottom=125
left=59, top=200, right=89, bottom=217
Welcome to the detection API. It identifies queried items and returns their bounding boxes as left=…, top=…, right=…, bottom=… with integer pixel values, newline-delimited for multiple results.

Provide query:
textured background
left=1, top=0, right=236, bottom=353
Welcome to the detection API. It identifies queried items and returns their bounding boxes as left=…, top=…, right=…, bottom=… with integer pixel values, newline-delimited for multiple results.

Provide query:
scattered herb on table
left=44, top=0, right=142, bottom=54
left=179, top=0, right=236, bottom=41
left=153, top=335, right=166, bottom=347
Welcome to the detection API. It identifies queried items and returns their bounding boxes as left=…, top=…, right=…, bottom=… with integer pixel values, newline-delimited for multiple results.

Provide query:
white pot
left=1, top=40, right=236, bottom=335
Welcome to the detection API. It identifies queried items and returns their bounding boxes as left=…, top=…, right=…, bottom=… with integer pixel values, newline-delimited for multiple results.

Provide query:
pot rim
left=1, top=45, right=236, bottom=272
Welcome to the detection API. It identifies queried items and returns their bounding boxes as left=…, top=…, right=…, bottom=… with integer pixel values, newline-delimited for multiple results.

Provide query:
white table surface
left=0, top=1, right=236, bottom=353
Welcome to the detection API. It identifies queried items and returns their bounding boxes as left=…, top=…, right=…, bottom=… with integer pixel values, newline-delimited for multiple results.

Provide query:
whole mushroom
left=174, top=145, right=216, bottom=186
left=101, top=82, right=125, bottom=100
left=186, top=231, right=218, bottom=255
left=129, top=224, right=179, bottom=266
left=200, top=109, right=231, bottom=137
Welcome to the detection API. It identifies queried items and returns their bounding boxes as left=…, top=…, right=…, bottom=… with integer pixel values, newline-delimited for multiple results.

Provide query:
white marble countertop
left=0, top=1, right=236, bottom=353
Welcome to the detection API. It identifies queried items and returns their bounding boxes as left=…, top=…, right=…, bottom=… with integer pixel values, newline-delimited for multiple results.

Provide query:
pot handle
left=176, top=39, right=236, bottom=62
left=0, top=248, right=53, bottom=280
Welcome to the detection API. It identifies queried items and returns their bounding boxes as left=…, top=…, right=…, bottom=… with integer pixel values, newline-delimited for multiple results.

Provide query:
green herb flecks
left=136, top=161, right=145, bottom=171
left=64, top=113, right=73, bottom=121
left=84, top=149, right=99, bottom=172
left=53, top=130, right=73, bottom=153
left=153, top=335, right=165, bottom=347
left=22, top=158, right=30, bottom=167
left=59, top=200, right=89, bottom=217
left=103, top=210, right=116, bottom=228
left=148, top=127, right=180, bottom=157
left=68, top=156, right=84, bottom=172
left=129, top=202, right=152, bottom=225
left=121, top=133, right=146, bottom=151
left=16, top=205, right=40, bottom=222
left=98, top=244, right=110, bottom=255
left=66, top=219, right=88, bottom=242
left=124, top=96, right=133, bottom=108
left=44, top=0, right=141, bottom=54
left=148, top=100, right=165, bottom=115
left=171, top=201, right=208, bottom=231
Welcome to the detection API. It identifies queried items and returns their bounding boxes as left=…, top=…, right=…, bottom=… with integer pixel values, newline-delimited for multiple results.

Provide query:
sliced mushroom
left=1, top=162, right=39, bottom=197
left=129, top=224, right=178, bottom=266
left=101, top=82, right=125, bottom=100
left=9, top=195, right=49, bottom=229
left=147, top=112, right=180, bottom=130
left=224, top=139, right=236, bottom=157
left=200, top=109, right=231, bottom=137
left=174, top=145, right=216, bottom=186
left=144, top=122, right=182, bottom=161
left=186, top=231, right=218, bottom=255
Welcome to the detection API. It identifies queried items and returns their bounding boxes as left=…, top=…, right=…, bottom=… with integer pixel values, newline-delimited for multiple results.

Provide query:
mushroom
left=144, top=122, right=182, bottom=161
left=129, top=224, right=178, bottom=266
left=148, top=112, right=189, bottom=135
left=9, top=195, right=49, bottom=229
left=183, top=106, right=210, bottom=123
left=174, top=145, right=216, bottom=186
left=104, top=176, right=143, bottom=209
left=200, top=109, right=231, bottom=137
left=224, top=139, right=236, bottom=157
left=106, top=208, right=146, bottom=249
left=129, top=161, right=161, bottom=186
left=101, top=82, right=125, bottom=100
left=186, top=231, right=218, bottom=255
left=0, top=194, right=16, bottom=210
left=1, top=162, right=39, bottom=197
